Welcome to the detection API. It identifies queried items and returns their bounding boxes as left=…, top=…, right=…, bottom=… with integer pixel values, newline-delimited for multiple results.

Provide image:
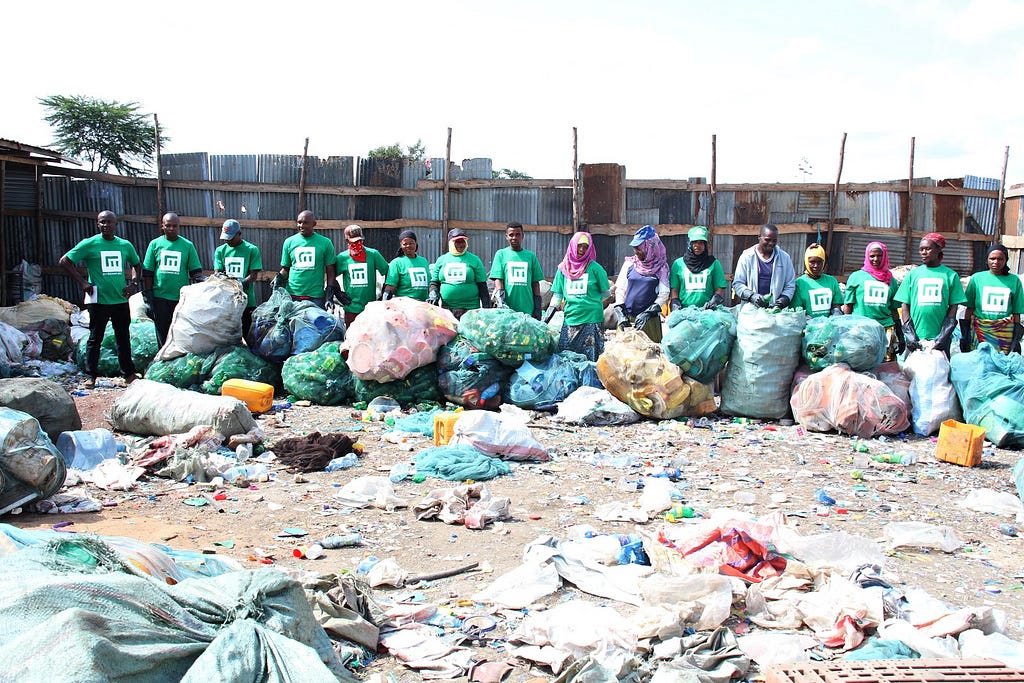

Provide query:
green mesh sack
left=803, top=314, right=887, bottom=372
left=144, top=352, right=217, bottom=389
left=201, top=346, right=281, bottom=393
left=75, top=320, right=160, bottom=376
left=281, top=341, right=354, bottom=406
left=438, top=358, right=511, bottom=408
left=458, top=308, right=556, bottom=367
left=662, top=307, right=737, bottom=384
left=353, top=363, right=440, bottom=407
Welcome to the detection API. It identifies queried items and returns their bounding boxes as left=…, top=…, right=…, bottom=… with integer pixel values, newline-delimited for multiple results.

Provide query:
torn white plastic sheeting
left=883, top=521, right=964, bottom=553
left=957, top=488, right=1024, bottom=520
left=378, top=623, right=474, bottom=680
left=736, top=632, right=819, bottom=667
left=333, top=476, right=407, bottom=511
left=510, top=601, right=637, bottom=672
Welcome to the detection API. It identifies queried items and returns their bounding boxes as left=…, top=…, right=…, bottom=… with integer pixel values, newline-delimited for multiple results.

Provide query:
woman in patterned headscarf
left=842, top=241, right=904, bottom=359
left=612, top=225, right=670, bottom=342
left=542, top=232, right=611, bottom=361
left=961, top=244, right=1024, bottom=354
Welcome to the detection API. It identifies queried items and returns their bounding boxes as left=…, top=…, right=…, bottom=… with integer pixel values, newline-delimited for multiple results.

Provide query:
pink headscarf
left=863, top=241, right=892, bottom=284
left=629, top=232, right=670, bottom=287
left=558, top=232, right=597, bottom=279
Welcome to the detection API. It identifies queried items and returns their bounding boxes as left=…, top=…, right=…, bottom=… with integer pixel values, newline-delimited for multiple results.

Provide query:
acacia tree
left=39, top=95, right=168, bottom=176
left=367, top=139, right=426, bottom=161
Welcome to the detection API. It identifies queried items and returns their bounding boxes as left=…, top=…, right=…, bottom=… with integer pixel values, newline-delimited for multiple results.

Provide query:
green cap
left=688, top=226, right=709, bottom=242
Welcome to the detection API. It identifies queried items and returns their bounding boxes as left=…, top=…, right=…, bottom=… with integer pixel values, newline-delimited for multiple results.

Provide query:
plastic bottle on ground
left=325, top=453, right=359, bottom=471
left=320, top=533, right=362, bottom=548
left=389, top=462, right=410, bottom=483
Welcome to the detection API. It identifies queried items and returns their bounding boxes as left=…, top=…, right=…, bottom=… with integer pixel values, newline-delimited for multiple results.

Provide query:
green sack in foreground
left=202, top=346, right=281, bottom=393
left=458, top=308, right=556, bottom=367
left=76, top=319, right=159, bottom=376
left=281, top=342, right=354, bottom=406
left=353, top=363, right=440, bottom=407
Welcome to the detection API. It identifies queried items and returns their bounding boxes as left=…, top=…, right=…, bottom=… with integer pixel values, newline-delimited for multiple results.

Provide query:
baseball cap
left=345, top=225, right=364, bottom=242
left=448, top=228, right=468, bottom=241
left=629, top=224, right=657, bottom=247
left=688, top=226, right=709, bottom=243
left=220, top=220, right=241, bottom=240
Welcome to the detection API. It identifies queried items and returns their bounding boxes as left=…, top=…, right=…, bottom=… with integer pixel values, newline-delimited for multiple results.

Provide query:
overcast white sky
left=5, top=0, right=1024, bottom=185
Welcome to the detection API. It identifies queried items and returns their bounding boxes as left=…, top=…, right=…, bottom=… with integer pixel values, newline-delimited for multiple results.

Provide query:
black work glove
left=272, top=273, right=287, bottom=290
left=532, top=295, right=542, bottom=320
left=381, top=289, right=394, bottom=302
left=670, top=298, right=683, bottom=312
left=903, top=318, right=922, bottom=352
left=893, top=322, right=906, bottom=355
left=754, top=295, right=771, bottom=309
left=492, top=287, right=507, bottom=309
left=541, top=307, right=557, bottom=324
left=703, top=293, right=724, bottom=310
left=634, top=303, right=662, bottom=330
left=142, top=289, right=155, bottom=316
left=613, top=304, right=630, bottom=330
left=1012, top=322, right=1024, bottom=354
left=426, top=282, right=440, bottom=306
left=477, top=282, right=492, bottom=308
left=959, top=319, right=972, bottom=354
left=773, top=294, right=791, bottom=309
left=932, top=312, right=958, bottom=355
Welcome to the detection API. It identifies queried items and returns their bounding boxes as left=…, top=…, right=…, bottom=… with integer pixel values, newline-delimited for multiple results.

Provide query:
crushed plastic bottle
left=320, top=533, right=362, bottom=548
left=356, top=556, right=380, bottom=573
left=616, top=534, right=649, bottom=565
left=388, top=462, right=410, bottom=483
left=871, top=453, right=916, bottom=465
left=814, top=488, right=836, bottom=506
left=325, top=453, right=359, bottom=471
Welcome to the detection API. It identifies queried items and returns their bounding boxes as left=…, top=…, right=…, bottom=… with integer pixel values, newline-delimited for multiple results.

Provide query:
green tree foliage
left=367, top=139, right=426, bottom=162
left=39, top=95, right=168, bottom=176
left=492, top=168, right=533, bottom=179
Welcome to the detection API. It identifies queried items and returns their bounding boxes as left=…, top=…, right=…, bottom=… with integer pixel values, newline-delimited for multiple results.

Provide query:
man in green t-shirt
left=142, top=212, right=204, bottom=347
left=489, top=222, right=544, bottom=319
left=214, top=219, right=263, bottom=339
left=894, top=233, right=967, bottom=356
left=429, top=228, right=490, bottom=319
left=336, top=224, right=388, bottom=325
left=273, top=210, right=340, bottom=308
left=59, top=210, right=141, bottom=387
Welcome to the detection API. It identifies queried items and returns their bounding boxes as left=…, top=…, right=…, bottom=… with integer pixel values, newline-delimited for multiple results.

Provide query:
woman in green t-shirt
left=842, top=241, right=904, bottom=359
left=382, top=230, right=430, bottom=302
left=542, top=232, right=610, bottom=361
left=960, top=244, right=1024, bottom=354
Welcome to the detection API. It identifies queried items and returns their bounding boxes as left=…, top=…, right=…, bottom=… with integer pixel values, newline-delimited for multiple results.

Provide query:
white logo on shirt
left=348, top=263, right=369, bottom=287
left=409, top=267, right=428, bottom=288
left=159, top=252, right=181, bottom=273
left=981, top=286, right=1011, bottom=315
left=100, top=251, right=122, bottom=274
left=863, top=281, right=889, bottom=305
left=293, top=246, right=317, bottom=269
left=684, top=271, right=708, bottom=292
left=917, top=277, right=944, bottom=304
left=565, top=273, right=589, bottom=296
left=808, top=288, right=833, bottom=312
left=506, top=263, right=528, bottom=286
left=443, top=263, right=468, bottom=284
left=224, top=256, right=245, bottom=278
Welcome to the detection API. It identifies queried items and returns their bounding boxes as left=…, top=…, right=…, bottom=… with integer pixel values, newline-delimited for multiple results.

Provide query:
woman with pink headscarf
left=842, top=241, right=904, bottom=359
left=613, top=225, right=670, bottom=342
left=542, top=232, right=611, bottom=361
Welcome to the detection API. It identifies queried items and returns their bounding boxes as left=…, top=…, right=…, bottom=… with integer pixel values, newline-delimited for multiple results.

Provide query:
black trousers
left=86, top=303, right=136, bottom=378
left=152, top=296, right=178, bottom=348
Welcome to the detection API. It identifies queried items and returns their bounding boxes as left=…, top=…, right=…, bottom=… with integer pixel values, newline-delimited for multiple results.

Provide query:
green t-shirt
left=964, top=270, right=1024, bottom=321
left=280, top=232, right=337, bottom=298
left=552, top=261, right=609, bottom=326
left=669, top=258, right=727, bottom=307
left=64, top=234, right=140, bottom=305
left=142, top=235, right=202, bottom=301
left=894, top=264, right=967, bottom=339
left=386, top=254, right=431, bottom=301
left=214, top=240, right=263, bottom=307
left=431, top=251, right=487, bottom=310
left=489, top=247, right=544, bottom=315
left=844, top=269, right=899, bottom=326
left=336, top=248, right=388, bottom=313
left=792, top=273, right=843, bottom=318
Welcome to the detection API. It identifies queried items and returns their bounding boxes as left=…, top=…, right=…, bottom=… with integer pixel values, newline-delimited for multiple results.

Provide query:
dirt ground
left=9, top=377, right=1024, bottom=681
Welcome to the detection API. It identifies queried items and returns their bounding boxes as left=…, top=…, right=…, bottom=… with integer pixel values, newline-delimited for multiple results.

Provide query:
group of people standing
left=60, top=209, right=1023, bottom=387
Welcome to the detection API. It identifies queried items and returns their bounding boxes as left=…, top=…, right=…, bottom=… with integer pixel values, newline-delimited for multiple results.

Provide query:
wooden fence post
left=572, top=127, right=579, bottom=232
left=905, top=137, right=915, bottom=265
left=298, top=137, right=309, bottom=212
left=443, top=128, right=452, bottom=233
left=154, top=114, right=164, bottom=224
left=826, top=132, right=846, bottom=267
left=998, top=145, right=1009, bottom=241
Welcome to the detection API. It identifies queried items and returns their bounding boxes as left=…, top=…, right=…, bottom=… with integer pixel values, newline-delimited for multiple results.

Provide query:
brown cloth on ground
left=272, top=432, right=356, bottom=473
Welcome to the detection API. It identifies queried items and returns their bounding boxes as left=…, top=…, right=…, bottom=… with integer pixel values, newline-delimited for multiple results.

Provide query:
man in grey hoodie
left=732, top=223, right=796, bottom=309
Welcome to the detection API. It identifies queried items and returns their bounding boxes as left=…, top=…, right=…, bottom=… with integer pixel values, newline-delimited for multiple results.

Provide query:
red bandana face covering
left=348, top=240, right=366, bottom=263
